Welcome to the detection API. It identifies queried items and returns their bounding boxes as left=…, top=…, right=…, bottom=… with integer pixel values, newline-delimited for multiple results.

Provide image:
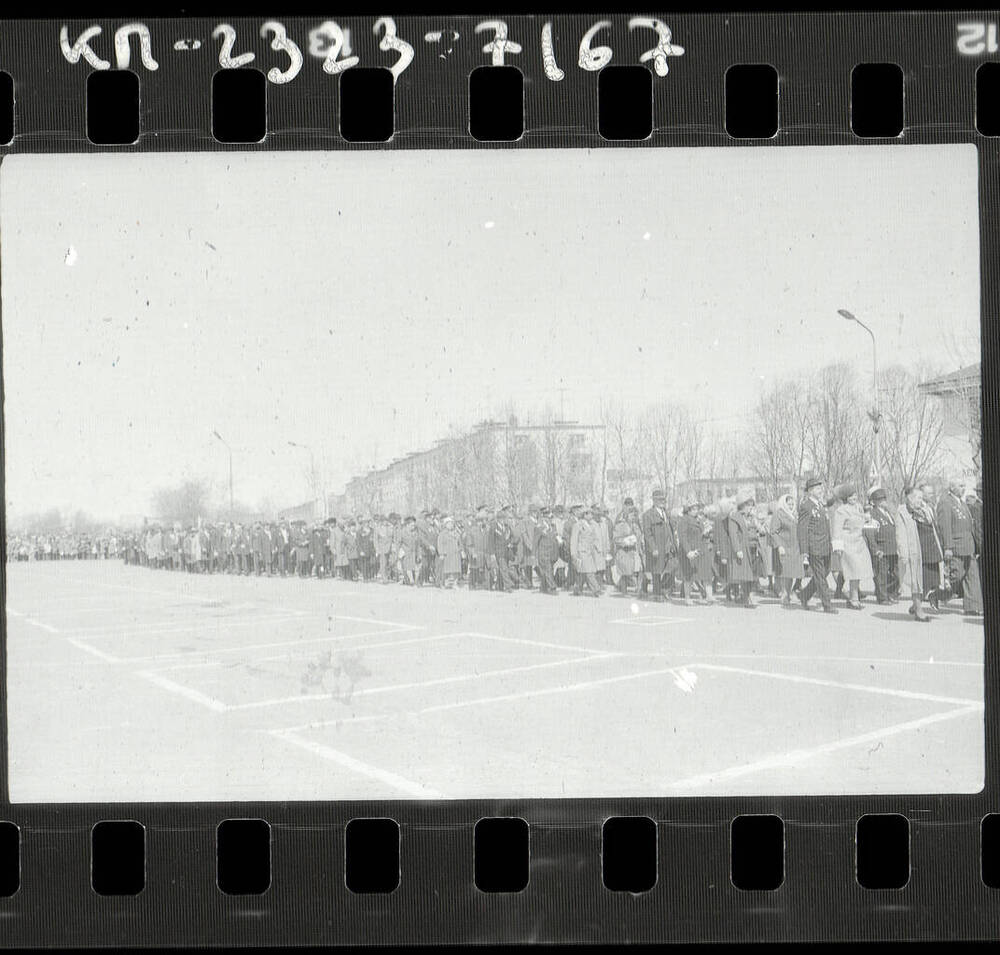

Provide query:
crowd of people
left=5, top=531, right=120, bottom=562
left=8, top=476, right=983, bottom=623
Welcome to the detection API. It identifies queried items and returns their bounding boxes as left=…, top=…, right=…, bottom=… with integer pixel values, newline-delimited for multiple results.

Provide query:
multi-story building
left=918, top=362, right=982, bottom=476
left=333, top=418, right=606, bottom=516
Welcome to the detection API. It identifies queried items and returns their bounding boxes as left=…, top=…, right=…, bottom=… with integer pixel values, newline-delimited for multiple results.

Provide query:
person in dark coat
left=286, top=520, right=308, bottom=578
left=561, top=504, right=581, bottom=592
left=864, top=487, right=899, bottom=604
left=910, top=496, right=946, bottom=610
left=641, top=489, right=677, bottom=601
left=969, top=480, right=983, bottom=559
left=724, top=488, right=757, bottom=608
left=463, top=508, right=488, bottom=590
left=251, top=522, right=268, bottom=576
left=276, top=519, right=291, bottom=576
left=936, top=478, right=982, bottom=614
left=534, top=510, right=560, bottom=595
left=797, top=477, right=838, bottom=613
left=677, top=499, right=714, bottom=604
left=310, top=522, right=328, bottom=578
left=415, top=513, right=437, bottom=586
left=357, top=519, right=376, bottom=581
left=712, top=498, right=735, bottom=600
left=486, top=509, right=516, bottom=591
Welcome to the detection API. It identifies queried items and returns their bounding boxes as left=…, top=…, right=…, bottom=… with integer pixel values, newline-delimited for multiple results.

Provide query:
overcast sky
left=1, top=145, right=980, bottom=522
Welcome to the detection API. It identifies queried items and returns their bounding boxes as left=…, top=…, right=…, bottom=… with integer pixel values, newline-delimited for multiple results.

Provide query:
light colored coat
left=894, top=504, right=923, bottom=599
left=436, top=528, right=462, bottom=575
left=571, top=519, right=603, bottom=574
left=831, top=502, right=874, bottom=582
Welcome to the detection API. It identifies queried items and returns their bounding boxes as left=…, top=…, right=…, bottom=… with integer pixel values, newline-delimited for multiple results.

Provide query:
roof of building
left=919, top=362, right=981, bottom=395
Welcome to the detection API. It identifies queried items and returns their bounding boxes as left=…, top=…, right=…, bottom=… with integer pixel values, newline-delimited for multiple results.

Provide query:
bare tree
left=152, top=478, right=211, bottom=525
left=804, top=363, right=867, bottom=490
left=599, top=398, right=647, bottom=505
left=540, top=417, right=569, bottom=505
left=877, top=364, right=948, bottom=492
left=640, top=401, right=698, bottom=501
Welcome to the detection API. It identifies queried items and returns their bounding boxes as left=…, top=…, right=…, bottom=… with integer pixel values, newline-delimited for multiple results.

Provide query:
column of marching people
left=10, top=476, right=982, bottom=624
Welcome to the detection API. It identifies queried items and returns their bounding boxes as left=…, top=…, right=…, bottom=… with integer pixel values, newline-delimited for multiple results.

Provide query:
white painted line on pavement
left=65, top=637, right=122, bottom=663
left=156, top=632, right=462, bottom=671
left=62, top=611, right=305, bottom=635
left=668, top=703, right=984, bottom=790
left=269, top=729, right=445, bottom=798
left=611, top=616, right=695, bottom=627
left=6, top=605, right=60, bottom=632
left=136, top=670, right=229, bottom=712
left=127, top=623, right=422, bottom=664
left=277, top=664, right=687, bottom=733
left=643, top=652, right=983, bottom=668
left=326, top=612, right=425, bottom=631
left=691, top=663, right=983, bottom=707
left=228, top=652, right=618, bottom=711
left=462, top=630, right=616, bottom=656
left=19, top=616, right=60, bottom=633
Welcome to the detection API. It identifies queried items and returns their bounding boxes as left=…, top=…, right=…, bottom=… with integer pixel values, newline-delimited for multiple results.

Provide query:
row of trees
left=337, top=360, right=973, bottom=515
left=14, top=360, right=972, bottom=532
left=601, top=361, right=973, bottom=507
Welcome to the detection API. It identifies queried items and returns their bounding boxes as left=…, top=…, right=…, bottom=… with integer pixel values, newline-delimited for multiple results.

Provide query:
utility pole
left=837, top=309, right=881, bottom=483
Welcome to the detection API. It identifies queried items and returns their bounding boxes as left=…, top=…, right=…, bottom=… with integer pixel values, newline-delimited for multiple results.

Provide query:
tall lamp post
left=837, top=309, right=881, bottom=484
left=288, top=441, right=325, bottom=518
left=212, top=430, right=234, bottom=517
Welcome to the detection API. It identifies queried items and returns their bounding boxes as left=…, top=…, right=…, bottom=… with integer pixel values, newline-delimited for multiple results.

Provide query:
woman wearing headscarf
left=751, top=502, right=772, bottom=594
left=895, top=485, right=931, bottom=622
left=768, top=492, right=803, bottom=608
left=830, top=483, right=874, bottom=609
left=724, top=488, right=757, bottom=608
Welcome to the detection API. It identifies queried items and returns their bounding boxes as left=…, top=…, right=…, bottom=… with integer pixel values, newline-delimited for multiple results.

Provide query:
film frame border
left=0, top=10, right=995, bottom=944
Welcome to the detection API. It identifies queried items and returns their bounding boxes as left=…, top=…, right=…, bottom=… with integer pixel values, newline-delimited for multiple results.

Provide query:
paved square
left=4, top=560, right=984, bottom=801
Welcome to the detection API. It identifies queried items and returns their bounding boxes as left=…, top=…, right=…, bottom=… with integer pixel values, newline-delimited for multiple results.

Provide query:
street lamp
left=212, top=430, right=234, bottom=516
left=288, top=441, right=326, bottom=518
left=837, top=309, right=881, bottom=483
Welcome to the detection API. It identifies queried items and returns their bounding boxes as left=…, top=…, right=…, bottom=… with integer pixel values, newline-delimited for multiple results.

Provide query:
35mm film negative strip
left=0, top=9, right=995, bottom=946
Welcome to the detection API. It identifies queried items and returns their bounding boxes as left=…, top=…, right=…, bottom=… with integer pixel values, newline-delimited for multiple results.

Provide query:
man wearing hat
left=864, top=486, right=898, bottom=604
left=937, top=476, right=982, bottom=615
left=641, top=489, right=678, bottom=601
left=797, top=477, right=838, bottom=613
